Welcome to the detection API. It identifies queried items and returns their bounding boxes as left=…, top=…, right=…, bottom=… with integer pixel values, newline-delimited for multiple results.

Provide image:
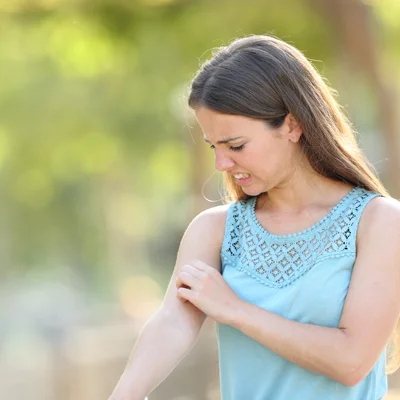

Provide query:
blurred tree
left=0, top=0, right=398, bottom=291
left=311, top=0, right=400, bottom=196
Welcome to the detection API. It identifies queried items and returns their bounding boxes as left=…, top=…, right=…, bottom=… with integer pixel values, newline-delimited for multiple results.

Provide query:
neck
left=259, top=161, right=353, bottom=214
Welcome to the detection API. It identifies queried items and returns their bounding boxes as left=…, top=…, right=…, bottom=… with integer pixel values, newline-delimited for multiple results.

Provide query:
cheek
left=250, top=145, right=278, bottom=169
left=249, top=142, right=289, bottom=176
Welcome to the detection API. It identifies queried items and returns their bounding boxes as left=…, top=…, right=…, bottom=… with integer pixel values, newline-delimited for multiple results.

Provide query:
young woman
left=109, top=35, right=400, bottom=400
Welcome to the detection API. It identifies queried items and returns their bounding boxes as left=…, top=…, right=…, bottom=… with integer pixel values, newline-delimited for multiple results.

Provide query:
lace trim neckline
left=249, top=187, right=358, bottom=239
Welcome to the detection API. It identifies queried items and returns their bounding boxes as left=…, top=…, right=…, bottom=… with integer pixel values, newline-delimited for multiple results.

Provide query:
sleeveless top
left=217, top=187, right=388, bottom=400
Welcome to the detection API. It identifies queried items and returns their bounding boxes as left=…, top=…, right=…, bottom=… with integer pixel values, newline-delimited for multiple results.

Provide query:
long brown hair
left=188, top=35, right=399, bottom=374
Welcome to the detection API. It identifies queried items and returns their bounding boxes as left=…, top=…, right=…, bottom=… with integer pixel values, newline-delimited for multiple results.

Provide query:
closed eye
left=208, top=144, right=245, bottom=152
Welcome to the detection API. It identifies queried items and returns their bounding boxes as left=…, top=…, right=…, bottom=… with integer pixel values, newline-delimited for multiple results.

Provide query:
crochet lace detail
left=221, top=188, right=381, bottom=288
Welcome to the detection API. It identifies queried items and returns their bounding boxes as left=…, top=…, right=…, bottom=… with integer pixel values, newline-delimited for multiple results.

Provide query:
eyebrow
left=203, top=136, right=244, bottom=144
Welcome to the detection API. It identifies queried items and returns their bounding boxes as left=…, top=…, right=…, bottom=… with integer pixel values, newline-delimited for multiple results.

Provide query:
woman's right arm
left=108, top=204, right=228, bottom=400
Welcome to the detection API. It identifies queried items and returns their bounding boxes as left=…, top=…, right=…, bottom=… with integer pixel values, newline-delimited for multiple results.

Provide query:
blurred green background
left=1, top=0, right=400, bottom=399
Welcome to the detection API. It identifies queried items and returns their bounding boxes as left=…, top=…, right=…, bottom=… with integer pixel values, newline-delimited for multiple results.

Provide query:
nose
left=214, top=150, right=235, bottom=172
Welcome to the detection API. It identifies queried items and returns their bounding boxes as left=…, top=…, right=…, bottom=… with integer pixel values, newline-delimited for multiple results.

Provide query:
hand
left=175, top=259, right=242, bottom=325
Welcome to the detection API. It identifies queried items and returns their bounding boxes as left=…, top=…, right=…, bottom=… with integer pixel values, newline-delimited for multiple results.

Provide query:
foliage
left=0, top=0, right=397, bottom=290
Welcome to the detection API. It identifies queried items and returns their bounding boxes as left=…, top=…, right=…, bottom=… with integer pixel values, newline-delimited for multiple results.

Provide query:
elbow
left=336, top=337, right=366, bottom=387
left=158, top=305, right=205, bottom=343
left=337, top=357, right=367, bottom=387
left=340, top=371, right=363, bottom=387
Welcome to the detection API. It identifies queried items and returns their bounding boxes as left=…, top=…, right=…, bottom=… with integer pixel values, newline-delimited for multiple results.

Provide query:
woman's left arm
left=176, top=197, right=400, bottom=387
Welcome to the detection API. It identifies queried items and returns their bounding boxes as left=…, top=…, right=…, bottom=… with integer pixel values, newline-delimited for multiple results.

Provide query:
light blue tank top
left=217, top=187, right=387, bottom=400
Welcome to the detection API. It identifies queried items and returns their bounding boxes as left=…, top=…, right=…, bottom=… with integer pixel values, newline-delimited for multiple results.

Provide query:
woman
left=109, top=35, right=400, bottom=400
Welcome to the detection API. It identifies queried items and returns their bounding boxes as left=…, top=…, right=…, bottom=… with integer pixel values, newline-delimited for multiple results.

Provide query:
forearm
left=231, top=300, right=356, bottom=385
left=109, top=310, right=200, bottom=400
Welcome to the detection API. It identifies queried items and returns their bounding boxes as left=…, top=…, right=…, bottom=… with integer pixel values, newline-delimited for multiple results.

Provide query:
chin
left=242, top=187, right=262, bottom=197
left=242, top=183, right=270, bottom=197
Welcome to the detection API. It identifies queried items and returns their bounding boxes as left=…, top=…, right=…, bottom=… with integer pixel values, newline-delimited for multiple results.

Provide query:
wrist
left=229, top=298, right=248, bottom=330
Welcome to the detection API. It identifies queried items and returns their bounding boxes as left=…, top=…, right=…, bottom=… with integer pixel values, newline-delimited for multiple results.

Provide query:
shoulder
left=190, top=203, right=231, bottom=234
left=183, top=203, right=232, bottom=247
left=177, top=203, right=232, bottom=273
left=357, top=195, right=400, bottom=246
left=195, top=202, right=231, bottom=221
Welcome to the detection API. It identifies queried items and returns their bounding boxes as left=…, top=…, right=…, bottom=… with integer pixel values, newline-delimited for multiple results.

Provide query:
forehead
left=195, top=108, right=250, bottom=139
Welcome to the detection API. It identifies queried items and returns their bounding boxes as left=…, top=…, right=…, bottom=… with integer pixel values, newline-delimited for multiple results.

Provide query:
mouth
left=232, top=173, right=252, bottom=185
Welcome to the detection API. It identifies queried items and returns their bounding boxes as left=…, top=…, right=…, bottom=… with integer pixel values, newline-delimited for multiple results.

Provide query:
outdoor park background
left=1, top=0, right=400, bottom=399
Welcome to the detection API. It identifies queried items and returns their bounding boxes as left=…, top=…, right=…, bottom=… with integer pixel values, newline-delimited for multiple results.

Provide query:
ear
left=285, top=113, right=303, bottom=143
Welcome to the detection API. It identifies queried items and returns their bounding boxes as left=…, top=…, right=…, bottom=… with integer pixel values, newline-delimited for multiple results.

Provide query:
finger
left=176, top=287, right=188, bottom=303
left=176, top=265, right=202, bottom=289
left=176, top=270, right=196, bottom=289
left=184, top=262, right=221, bottom=284
left=175, top=276, right=189, bottom=302
left=181, top=264, right=206, bottom=280
left=177, top=291, right=188, bottom=303
left=177, top=287, right=195, bottom=302
left=190, top=260, right=208, bottom=271
left=177, top=271, right=199, bottom=290
left=176, top=274, right=187, bottom=289
left=191, top=260, right=219, bottom=276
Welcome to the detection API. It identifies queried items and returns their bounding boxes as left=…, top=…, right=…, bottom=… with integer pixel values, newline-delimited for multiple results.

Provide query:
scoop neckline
left=249, top=187, right=358, bottom=239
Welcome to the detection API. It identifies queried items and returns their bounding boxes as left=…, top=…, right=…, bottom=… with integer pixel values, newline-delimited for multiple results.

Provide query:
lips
left=232, top=174, right=252, bottom=186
